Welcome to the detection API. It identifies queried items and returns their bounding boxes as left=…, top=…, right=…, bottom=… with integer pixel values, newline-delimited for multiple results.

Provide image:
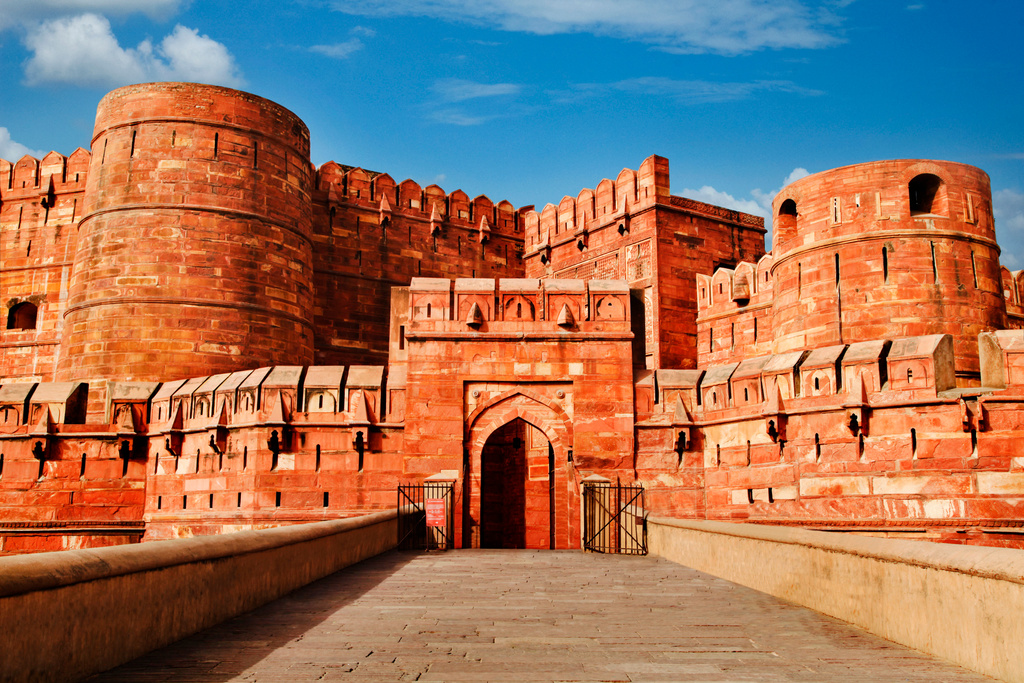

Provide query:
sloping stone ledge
left=0, top=510, right=398, bottom=683
left=648, top=517, right=1024, bottom=683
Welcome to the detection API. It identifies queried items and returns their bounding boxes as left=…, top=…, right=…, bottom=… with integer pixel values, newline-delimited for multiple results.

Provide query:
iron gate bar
left=582, top=482, right=647, bottom=555
left=397, top=482, right=454, bottom=551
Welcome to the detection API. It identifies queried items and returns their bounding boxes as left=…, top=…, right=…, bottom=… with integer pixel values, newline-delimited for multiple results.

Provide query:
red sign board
left=425, top=498, right=446, bottom=527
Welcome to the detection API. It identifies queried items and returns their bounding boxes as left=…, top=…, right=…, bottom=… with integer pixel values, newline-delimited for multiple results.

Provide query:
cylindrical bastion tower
left=57, top=82, right=315, bottom=382
left=770, top=159, right=1004, bottom=384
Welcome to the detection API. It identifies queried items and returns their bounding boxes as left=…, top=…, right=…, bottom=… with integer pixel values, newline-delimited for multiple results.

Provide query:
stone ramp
left=89, top=550, right=991, bottom=682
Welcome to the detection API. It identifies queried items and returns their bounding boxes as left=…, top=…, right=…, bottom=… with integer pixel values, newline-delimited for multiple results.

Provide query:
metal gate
left=582, top=481, right=647, bottom=554
left=397, top=481, right=454, bottom=550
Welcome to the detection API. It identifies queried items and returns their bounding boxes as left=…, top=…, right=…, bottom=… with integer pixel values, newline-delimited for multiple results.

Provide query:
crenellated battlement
left=315, top=162, right=523, bottom=239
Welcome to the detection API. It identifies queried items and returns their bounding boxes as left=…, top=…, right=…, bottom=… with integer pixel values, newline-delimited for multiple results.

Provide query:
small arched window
left=775, top=198, right=798, bottom=246
left=6, top=302, right=37, bottom=330
left=909, top=173, right=945, bottom=215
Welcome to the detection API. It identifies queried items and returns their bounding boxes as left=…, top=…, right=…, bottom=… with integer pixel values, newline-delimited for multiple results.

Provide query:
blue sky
left=1, top=1, right=1022, bottom=265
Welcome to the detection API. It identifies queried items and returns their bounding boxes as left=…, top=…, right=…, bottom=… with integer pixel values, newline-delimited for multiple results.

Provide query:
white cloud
left=329, top=0, right=847, bottom=54
left=433, top=78, right=521, bottom=102
left=310, top=38, right=365, bottom=58
left=429, top=108, right=491, bottom=126
left=681, top=185, right=766, bottom=217
left=0, top=127, right=45, bottom=162
left=22, top=14, right=243, bottom=88
left=994, top=188, right=1024, bottom=270
left=0, top=0, right=181, bottom=30
left=559, top=77, right=822, bottom=105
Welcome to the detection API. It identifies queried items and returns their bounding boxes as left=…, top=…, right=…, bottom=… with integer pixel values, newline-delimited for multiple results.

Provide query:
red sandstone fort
left=3, top=81, right=1024, bottom=554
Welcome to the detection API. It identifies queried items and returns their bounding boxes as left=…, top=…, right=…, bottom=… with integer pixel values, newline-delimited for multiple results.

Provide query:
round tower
left=770, top=159, right=1004, bottom=384
left=56, top=82, right=315, bottom=382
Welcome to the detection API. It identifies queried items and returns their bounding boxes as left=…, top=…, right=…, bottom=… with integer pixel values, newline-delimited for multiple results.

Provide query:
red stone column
left=56, top=82, right=315, bottom=382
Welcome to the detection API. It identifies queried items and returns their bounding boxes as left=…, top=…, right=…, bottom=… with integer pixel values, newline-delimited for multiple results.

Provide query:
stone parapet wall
left=0, top=510, right=397, bottom=682
left=648, top=517, right=1024, bottom=683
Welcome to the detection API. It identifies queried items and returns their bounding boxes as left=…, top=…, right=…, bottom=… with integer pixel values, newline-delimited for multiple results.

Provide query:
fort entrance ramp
left=87, top=550, right=988, bottom=683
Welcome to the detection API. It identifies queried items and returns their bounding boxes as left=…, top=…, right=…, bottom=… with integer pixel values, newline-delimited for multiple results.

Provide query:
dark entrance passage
left=479, top=418, right=554, bottom=549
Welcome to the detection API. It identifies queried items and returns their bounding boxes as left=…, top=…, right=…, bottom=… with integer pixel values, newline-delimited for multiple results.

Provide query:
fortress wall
left=771, top=160, right=1005, bottom=383
left=523, top=155, right=767, bottom=370
left=0, top=150, right=90, bottom=382
left=309, top=166, right=525, bottom=367
left=696, top=255, right=776, bottom=366
left=56, top=83, right=316, bottom=383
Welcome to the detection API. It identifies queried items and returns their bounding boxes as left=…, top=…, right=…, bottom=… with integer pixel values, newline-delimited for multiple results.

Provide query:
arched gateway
left=465, top=390, right=578, bottom=549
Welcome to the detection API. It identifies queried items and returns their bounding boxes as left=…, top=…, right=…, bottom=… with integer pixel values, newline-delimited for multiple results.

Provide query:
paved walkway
left=90, top=550, right=990, bottom=682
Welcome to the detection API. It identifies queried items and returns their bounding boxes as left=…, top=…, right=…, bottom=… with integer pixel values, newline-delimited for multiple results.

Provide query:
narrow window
left=237, top=492, right=242, bottom=507
left=426, top=303, right=432, bottom=318
left=966, top=194, right=976, bottom=223
left=399, top=325, right=406, bottom=350
left=129, top=130, right=136, bottom=157
left=209, top=493, right=214, bottom=508
left=80, top=453, right=87, bottom=479
left=213, top=133, right=219, bottom=159
left=318, top=394, right=324, bottom=409
left=797, top=263, right=802, bottom=296
left=753, top=317, right=758, bottom=341
left=930, top=242, right=938, bottom=283
left=101, top=139, right=107, bottom=164
left=814, top=376, right=820, bottom=391
left=171, top=130, right=176, bottom=147
left=253, top=144, right=258, bottom=169
left=154, top=451, right=160, bottom=474
left=517, top=302, right=523, bottom=318
left=744, top=387, right=749, bottom=402
left=715, top=444, right=721, bottom=466
left=182, top=495, right=188, bottom=510
left=195, top=449, right=201, bottom=473
left=882, top=247, right=889, bottom=283
left=730, top=323, right=735, bottom=349
left=157, top=496, right=162, bottom=510
left=814, top=433, right=821, bottom=461
left=971, top=251, right=978, bottom=288
left=712, top=390, right=717, bottom=405
left=719, top=283, right=723, bottom=294
left=746, top=440, right=751, bottom=466
left=911, top=428, right=918, bottom=457
left=835, top=253, right=840, bottom=285
left=768, top=488, right=774, bottom=503
left=316, top=444, right=321, bottom=472
left=907, top=368, right=913, bottom=382
left=243, top=446, right=248, bottom=470
left=747, top=489, right=754, bottom=504
left=831, top=196, right=841, bottom=224
left=1, top=453, right=5, bottom=478
left=275, top=491, right=282, bottom=507
left=323, top=491, right=330, bottom=508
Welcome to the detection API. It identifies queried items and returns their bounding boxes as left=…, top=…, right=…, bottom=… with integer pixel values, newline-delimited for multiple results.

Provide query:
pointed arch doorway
left=465, top=389, right=579, bottom=550
left=479, top=418, right=555, bottom=549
